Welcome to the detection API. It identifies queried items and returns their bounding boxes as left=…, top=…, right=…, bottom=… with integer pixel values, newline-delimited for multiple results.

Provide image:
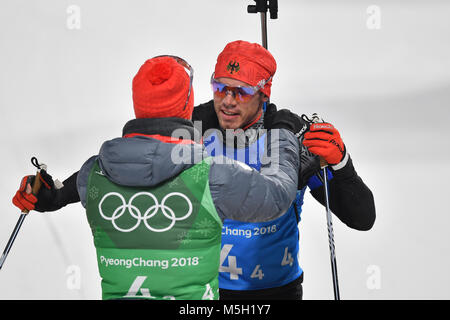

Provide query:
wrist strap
left=331, top=152, right=349, bottom=171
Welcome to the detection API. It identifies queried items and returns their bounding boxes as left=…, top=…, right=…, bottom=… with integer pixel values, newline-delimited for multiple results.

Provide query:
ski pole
left=321, top=163, right=340, bottom=300
left=311, top=113, right=341, bottom=300
left=0, top=157, right=46, bottom=270
left=247, top=0, right=277, bottom=110
left=247, top=0, right=278, bottom=50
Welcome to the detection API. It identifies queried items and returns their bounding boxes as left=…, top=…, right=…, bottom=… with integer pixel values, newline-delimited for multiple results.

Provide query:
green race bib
left=85, top=158, right=222, bottom=300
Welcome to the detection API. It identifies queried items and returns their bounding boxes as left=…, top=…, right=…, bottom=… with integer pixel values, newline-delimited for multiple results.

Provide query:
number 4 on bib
left=281, top=247, right=294, bottom=267
left=124, top=276, right=175, bottom=300
left=219, top=244, right=243, bottom=280
left=250, top=264, right=264, bottom=280
left=202, top=283, right=215, bottom=300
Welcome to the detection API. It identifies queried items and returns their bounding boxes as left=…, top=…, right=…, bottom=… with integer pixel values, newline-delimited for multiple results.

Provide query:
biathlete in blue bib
left=193, top=40, right=376, bottom=300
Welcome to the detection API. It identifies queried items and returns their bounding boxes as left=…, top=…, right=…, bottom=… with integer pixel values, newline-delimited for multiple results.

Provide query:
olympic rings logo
left=98, top=192, right=193, bottom=233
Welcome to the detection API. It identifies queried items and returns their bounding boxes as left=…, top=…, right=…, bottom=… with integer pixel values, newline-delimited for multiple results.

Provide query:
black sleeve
left=310, top=156, right=376, bottom=231
left=60, top=171, right=81, bottom=205
left=35, top=171, right=81, bottom=212
left=194, top=100, right=376, bottom=230
left=192, top=100, right=219, bottom=134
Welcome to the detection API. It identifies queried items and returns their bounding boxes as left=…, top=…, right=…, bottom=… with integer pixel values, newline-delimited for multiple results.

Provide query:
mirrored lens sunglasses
left=210, top=73, right=271, bottom=103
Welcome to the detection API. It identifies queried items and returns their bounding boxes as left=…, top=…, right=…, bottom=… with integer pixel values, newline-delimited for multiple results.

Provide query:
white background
left=0, top=0, right=449, bottom=299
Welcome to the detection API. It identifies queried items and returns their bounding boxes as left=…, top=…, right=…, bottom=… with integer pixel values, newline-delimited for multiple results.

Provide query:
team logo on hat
left=226, top=60, right=240, bottom=74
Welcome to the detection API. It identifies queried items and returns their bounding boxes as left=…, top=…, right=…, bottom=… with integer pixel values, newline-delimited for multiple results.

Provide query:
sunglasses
left=210, top=73, right=271, bottom=103
left=152, top=55, right=194, bottom=110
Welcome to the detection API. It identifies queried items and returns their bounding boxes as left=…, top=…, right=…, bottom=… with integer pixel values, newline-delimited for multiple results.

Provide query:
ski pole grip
left=22, top=157, right=45, bottom=214
left=22, top=171, right=42, bottom=214
left=319, top=157, right=328, bottom=168
left=310, top=113, right=328, bottom=168
left=31, top=171, right=43, bottom=196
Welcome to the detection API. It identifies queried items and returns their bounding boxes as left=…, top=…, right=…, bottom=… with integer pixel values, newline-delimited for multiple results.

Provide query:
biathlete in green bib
left=72, top=56, right=300, bottom=299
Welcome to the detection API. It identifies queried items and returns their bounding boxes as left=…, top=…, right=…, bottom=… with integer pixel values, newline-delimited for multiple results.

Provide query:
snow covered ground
left=0, top=0, right=449, bottom=299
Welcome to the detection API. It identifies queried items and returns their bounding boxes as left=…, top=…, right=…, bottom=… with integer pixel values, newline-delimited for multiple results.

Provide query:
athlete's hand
left=298, top=145, right=321, bottom=189
left=303, top=123, right=346, bottom=165
left=12, top=170, right=56, bottom=212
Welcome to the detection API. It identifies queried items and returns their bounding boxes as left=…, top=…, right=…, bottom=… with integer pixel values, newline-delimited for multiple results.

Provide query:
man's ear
left=261, top=93, right=269, bottom=103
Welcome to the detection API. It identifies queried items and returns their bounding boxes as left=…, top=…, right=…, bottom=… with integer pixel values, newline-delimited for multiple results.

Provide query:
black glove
left=298, top=145, right=321, bottom=189
left=33, top=170, right=61, bottom=212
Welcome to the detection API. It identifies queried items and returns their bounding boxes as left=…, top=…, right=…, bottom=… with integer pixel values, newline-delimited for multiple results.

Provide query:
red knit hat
left=132, top=56, right=194, bottom=119
left=214, top=40, right=277, bottom=97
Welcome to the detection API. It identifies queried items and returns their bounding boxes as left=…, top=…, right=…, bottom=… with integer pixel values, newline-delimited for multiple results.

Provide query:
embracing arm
left=264, top=104, right=376, bottom=231
left=209, top=129, right=299, bottom=223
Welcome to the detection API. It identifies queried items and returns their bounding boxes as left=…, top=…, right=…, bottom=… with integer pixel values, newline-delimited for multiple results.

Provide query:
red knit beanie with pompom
left=132, top=56, right=194, bottom=119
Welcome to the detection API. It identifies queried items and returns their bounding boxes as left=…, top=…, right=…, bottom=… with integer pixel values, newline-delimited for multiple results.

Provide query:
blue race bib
left=204, top=130, right=304, bottom=290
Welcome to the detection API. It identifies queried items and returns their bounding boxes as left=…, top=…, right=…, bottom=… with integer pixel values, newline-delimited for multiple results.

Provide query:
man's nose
left=222, top=90, right=237, bottom=106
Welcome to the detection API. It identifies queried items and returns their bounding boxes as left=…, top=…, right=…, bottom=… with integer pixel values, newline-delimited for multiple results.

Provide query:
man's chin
left=218, top=119, right=242, bottom=130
